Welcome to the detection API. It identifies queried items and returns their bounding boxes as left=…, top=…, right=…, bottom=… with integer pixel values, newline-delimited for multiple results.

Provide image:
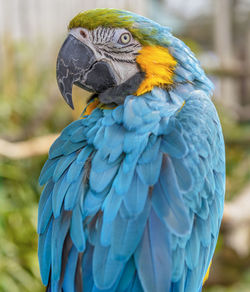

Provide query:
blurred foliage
left=0, top=36, right=250, bottom=292
left=0, top=157, right=44, bottom=292
left=204, top=268, right=250, bottom=292
left=0, top=38, right=59, bottom=292
left=216, top=103, right=250, bottom=201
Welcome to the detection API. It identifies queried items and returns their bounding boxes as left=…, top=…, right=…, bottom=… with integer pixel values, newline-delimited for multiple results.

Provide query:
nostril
left=80, top=30, right=87, bottom=38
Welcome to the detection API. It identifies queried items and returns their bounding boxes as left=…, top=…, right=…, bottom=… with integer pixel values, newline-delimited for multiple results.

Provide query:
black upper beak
left=56, top=34, right=117, bottom=109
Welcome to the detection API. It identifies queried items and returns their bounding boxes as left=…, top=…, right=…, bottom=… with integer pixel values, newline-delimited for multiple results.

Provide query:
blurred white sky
left=0, top=0, right=249, bottom=41
left=167, top=0, right=210, bottom=18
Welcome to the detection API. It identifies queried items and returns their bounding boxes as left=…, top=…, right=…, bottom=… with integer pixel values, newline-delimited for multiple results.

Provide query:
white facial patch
left=69, top=27, right=142, bottom=85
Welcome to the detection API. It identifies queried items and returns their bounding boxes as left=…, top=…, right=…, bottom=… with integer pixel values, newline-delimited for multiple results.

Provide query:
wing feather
left=134, top=209, right=171, bottom=292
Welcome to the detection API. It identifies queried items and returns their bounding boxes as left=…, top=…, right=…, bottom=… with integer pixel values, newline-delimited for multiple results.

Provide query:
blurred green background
left=0, top=0, right=250, bottom=291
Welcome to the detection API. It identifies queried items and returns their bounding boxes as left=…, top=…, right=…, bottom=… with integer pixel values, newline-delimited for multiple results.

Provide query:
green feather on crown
left=68, top=8, right=164, bottom=46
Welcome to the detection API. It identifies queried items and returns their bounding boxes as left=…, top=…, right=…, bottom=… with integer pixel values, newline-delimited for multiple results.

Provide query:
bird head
left=56, top=8, right=212, bottom=109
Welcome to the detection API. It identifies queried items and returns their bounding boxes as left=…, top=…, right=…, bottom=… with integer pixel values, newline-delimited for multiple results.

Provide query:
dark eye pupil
left=119, top=33, right=130, bottom=44
left=80, top=30, right=87, bottom=38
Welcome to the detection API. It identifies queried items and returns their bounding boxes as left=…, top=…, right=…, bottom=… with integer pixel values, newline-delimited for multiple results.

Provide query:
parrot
left=38, top=8, right=225, bottom=292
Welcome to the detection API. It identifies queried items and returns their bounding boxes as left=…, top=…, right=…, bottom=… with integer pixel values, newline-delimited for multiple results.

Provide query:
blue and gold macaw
left=38, top=9, right=225, bottom=292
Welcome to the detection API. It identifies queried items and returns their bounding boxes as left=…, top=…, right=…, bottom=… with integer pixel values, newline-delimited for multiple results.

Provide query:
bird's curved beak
left=56, top=35, right=117, bottom=109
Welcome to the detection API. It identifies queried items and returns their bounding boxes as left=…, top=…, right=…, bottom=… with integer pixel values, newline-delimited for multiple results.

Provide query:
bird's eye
left=80, top=30, right=87, bottom=38
left=118, top=33, right=131, bottom=45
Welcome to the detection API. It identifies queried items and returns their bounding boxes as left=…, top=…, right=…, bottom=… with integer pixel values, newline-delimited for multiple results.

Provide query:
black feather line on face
left=103, top=53, right=135, bottom=64
left=101, top=48, right=135, bottom=55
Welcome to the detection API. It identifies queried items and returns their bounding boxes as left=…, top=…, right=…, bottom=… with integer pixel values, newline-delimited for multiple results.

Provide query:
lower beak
left=56, top=35, right=117, bottom=109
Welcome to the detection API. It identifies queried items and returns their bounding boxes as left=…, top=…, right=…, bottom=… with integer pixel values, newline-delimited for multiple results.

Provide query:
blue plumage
left=38, top=220, right=52, bottom=285
left=62, top=246, right=79, bottom=292
left=52, top=174, right=70, bottom=218
left=38, top=9, right=225, bottom=292
left=38, top=84, right=224, bottom=291
left=70, top=205, right=86, bottom=251
left=51, top=212, right=71, bottom=282
left=151, top=155, right=192, bottom=236
left=134, top=209, right=171, bottom=292
left=38, top=180, right=53, bottom=233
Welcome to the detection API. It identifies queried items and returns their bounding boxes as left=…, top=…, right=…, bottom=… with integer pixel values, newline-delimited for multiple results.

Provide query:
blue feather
left=134, top=209, right=171, bottom=292
left=91, top=149, right=120, bottom=172
left=171, top=157, right=193, bottom=191
left=142, top=111, right=160, bottom=125
left=38, top=220, right=52, bottom=285
left=76, top=145, right=93, bottom=163
left=49, top=138, right=66, bottom=159
left=185, top=266, right=200, bottom=292
left=90, top=150, right=120, bottom=193
left=130, top=274, right=143, bottom=292
left=185, top=222, right=200, bottom=270
left=70, top=126, right=86, bottom=143
left=102, top=187, right=123, bottom=222
left=196, top=138, right=210, bottom=159
left=51, top=212, right=71, bottom=281
left=110, top=197, right=151, bottom=261
left=39, top=158, right=59, bottom=185
left=62, top=246, right=78, bottom=292
left=210, top=199, right=219, bottom=236
left=100, top=218, right=113, bottom=247
left=113, top=161, right=137, bottom=195
left=64, top=170, right=84, bottom=211
left=117, top=258, right=136, bottom=291
left=170, top=268, right=186, bottom=292
left=82, top=243, right=94, bottom=291
left=138, top=135, right=160, bottom=164
left=123, top=98, right=144, bottom=130
left=161, top=128, right=187, bottom=158
left=171, top=246, right=185, bottom=282
left=62, top=140, right=87, bottom=156
left=196, top=215, right=211, bottom=247
left=84, top=188, right=107, bottom=217
left=81, top=108, right=102, bottom=124
left=123, top=131, right=148, bottom=155
left=198, top=198, right=210, bottom=220
left=86, top=120, right=102, bottom=140
left=97, top=124, right=125, bottom=163
left=206, top=168, right=216, bottom=194
left=93, top=126, right=105, bottom=149
left=102, top=109, right=116, bottom=126
left=112, top=105, right=124, bottom=124
left=52, top=152, right=76, bottom=183
left=152, top=155, right=192, bottom=236
left=52, top=174, right=70, bottom=218
left=132, top=96, right=151, bottom=117
left=136, top=152, right=163, bottom=185
left=87, top=214, right=102, bottom=246
left=174, top=65, right=194, bottom=82
left=38, top=180, right=53, bottom=231
left=66, top=159, right=84, bottom=184
left=123, top=172, right=148, bottom=217
left=70, top=205, right=86, bottom=252
left=51, top=276, right=62, bottom=292
left=92, top=240, right=124, bottom=289
left=61, top=119, right=85, bottom=136
left=38, top=193, right=52, bottom=234
left=136, top=122, right=159, bottom=135
left=90, top=163, right=119, bottom=193
left=104, top=124, right=125, bottom=147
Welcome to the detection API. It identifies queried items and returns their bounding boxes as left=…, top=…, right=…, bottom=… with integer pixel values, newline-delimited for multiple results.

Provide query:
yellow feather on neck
left=203, top=262, right=212, bottom=285
left=135, top=46, right=177, bottom=96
